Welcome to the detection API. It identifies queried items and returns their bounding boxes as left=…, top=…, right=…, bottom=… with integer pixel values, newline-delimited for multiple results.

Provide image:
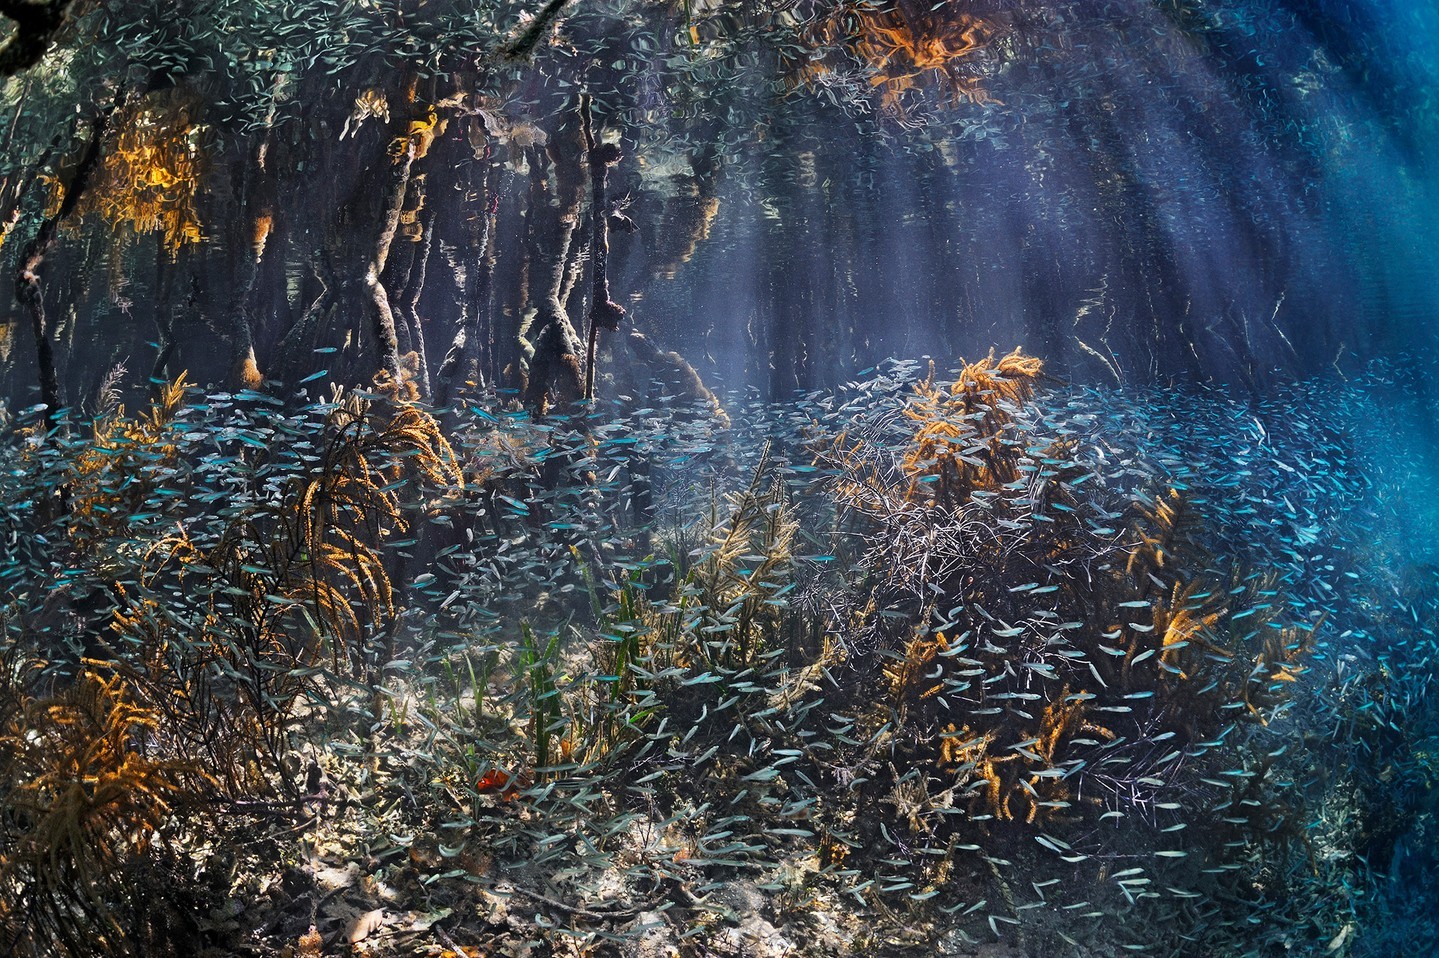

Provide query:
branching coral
left=0, top=672, right=202, bottom=956
left=68, top=378, right=466, bottom=793
left=67, top=373, right=190, bottom=552
left=900, top=347, right=1045, bottom=505
left=821, top=349, right=1317, bottom=854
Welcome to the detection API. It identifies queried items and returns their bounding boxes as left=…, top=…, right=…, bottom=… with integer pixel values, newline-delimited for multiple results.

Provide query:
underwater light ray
left=624, top=0, right=1439, bottom=390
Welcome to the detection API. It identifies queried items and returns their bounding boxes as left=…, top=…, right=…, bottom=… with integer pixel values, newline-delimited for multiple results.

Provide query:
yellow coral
left=900, top=347, right=1045, bottom=504
left=0, top=672, right=202, bottom=946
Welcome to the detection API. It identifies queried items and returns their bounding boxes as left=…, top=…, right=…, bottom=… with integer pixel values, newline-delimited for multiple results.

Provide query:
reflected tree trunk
left=14, top=94, right=119, bottom=424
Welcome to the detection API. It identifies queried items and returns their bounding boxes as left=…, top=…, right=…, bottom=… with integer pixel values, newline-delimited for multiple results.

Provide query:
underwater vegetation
left=0, top=350, right=1436, bottom=956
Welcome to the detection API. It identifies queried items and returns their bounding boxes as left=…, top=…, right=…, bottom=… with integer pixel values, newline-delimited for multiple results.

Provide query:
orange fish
left=475, top=768, right=529, bottom=801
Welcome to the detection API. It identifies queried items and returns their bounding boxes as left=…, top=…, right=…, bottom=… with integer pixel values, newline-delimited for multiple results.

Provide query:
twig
left=433, top=923, right=467, bottom=954
left=503, top=0, right=574, bottom=60
left=498, top=884, right=639, bottom=921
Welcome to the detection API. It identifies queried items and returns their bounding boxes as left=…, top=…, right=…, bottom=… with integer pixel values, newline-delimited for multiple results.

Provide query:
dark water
left=1, top=1, right=1436, bottom=402
left=628, top=1, right=1439, bottom=393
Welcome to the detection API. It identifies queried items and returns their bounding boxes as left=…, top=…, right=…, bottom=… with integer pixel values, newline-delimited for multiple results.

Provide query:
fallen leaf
left=347, top=909, right=386, bottom=944
left=313, top=863, right=359, bottom=891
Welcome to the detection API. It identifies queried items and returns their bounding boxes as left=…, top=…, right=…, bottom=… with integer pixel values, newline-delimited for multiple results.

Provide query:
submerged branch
left=503, top=0, right=575, bottom=60
left=0, top=0, right=75, bottom=76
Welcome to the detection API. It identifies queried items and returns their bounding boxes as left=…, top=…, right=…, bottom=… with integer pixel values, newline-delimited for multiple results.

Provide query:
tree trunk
left=520, top=111, right=587, bottom=412
left=366, top=137, right=416, bottom=387
left=400, top=203, right=436, bottom=398
left=580, top=94, right=625, bottom=401
left=226, top=209, right=271, bottom=389
left=436, top=146, right=497, bottom=403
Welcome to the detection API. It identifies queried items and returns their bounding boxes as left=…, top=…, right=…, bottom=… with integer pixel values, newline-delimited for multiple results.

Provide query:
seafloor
left=2, top=354, right=1435, bottom=956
